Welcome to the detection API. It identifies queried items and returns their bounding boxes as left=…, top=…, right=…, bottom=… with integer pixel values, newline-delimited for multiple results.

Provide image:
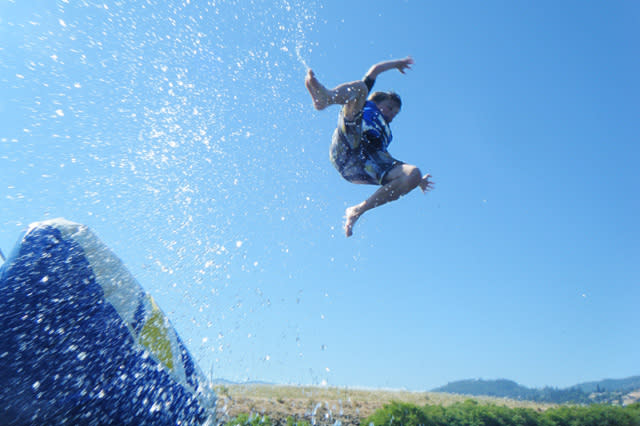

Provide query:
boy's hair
left=368, top=91, right=402, bottom=109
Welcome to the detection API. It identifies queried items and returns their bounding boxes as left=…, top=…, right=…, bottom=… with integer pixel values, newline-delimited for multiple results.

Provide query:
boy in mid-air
left=305, top=56, right=434, bottom=237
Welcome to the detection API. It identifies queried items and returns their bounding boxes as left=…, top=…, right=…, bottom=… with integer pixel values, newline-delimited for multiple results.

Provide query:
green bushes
left=225, top=414, right=312, bottom=425
left=365, top=401, right=433, bottom=425
left=363, top=401, right=640, bottom=426
left=223, top=402, right=640, bottom=425
left=225, top=413, right=272, bottom=425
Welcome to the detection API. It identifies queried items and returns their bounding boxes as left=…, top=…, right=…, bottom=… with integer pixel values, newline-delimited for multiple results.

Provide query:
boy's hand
left=419, top=173, right=434, bottom=193
left=396, top=56, right=414, bottom=74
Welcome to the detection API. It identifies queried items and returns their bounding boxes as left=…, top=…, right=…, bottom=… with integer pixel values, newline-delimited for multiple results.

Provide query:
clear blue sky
left=1, top=0, right=638, bottom=391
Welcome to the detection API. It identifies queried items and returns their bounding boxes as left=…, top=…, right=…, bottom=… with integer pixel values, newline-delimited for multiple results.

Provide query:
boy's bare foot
left=305, top=69, right=330, bottom=110
left=344, top=205, right=363, bottom=237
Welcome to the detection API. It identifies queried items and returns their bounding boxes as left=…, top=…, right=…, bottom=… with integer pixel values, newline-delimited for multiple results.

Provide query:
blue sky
left=1, top=0, right=639, bottom=391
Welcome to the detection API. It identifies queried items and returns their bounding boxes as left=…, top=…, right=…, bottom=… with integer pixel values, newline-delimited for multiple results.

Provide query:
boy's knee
left=350, top=81, right=368, bottom=100
left=343, top=81, right=369, bottom=119
left=406, top=166, right=422, bottom=188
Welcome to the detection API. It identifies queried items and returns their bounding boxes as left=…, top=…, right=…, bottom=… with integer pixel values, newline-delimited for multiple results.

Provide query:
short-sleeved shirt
left=329, top=80, right=400, bottom=185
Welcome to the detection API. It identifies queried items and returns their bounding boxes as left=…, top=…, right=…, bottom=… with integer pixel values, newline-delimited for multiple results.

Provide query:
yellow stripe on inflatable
left=139, top=297, right=175, bottom=371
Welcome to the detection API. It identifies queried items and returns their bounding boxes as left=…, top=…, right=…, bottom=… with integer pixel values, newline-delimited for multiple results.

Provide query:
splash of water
left=283, top=0, right=317, bottom=70
left=1, top=0, right=321, bottom=385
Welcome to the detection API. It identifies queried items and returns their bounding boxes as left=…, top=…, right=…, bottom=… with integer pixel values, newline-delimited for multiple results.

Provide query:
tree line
left=364, top=400, right=640, bottom=426
left=433, top=378, right=639, bottom=404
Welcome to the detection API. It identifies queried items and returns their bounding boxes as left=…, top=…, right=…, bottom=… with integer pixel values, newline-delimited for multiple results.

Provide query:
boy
left=305, top=56, right=433, bottom=237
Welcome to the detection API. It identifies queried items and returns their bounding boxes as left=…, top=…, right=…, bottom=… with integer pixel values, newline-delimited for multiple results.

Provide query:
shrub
left=363, top=401, right=434, bottom=425
left=286, top=416, right=311, bottom=426
left=363, top=400, right=640, bottom=426
left=227, top=413, right=273, bottom=425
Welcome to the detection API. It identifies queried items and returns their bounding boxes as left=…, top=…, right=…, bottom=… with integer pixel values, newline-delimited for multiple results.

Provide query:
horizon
left=209, top=374, right=640, bottom=392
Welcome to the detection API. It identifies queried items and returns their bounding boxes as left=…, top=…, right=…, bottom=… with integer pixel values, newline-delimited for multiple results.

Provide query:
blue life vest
left=361, top=100, right=393, bottom=154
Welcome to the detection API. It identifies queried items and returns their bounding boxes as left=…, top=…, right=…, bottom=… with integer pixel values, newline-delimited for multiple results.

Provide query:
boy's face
left=377, top=99, right=401, bottom=123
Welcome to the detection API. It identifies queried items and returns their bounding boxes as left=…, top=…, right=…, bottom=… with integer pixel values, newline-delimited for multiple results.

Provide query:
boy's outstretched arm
left=365, top=56, right=414, bottom=80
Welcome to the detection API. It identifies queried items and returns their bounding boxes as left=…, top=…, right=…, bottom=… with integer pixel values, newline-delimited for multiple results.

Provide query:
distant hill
left=574, top=376, right=640, bottom=394
left=432, top=376, right=640, bottom=405
left=432, top=379, right=536, bottom=400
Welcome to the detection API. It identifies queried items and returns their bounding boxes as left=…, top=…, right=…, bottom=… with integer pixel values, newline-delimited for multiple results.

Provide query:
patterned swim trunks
left=329, top=108, right=399, bottom=185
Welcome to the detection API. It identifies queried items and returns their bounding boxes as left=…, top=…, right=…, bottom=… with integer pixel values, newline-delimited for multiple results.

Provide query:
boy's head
left=369, top=91, right=402, bottom=123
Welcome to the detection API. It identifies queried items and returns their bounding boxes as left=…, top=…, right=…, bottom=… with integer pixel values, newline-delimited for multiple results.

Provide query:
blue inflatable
left=0, top=219, right=216, bottom=425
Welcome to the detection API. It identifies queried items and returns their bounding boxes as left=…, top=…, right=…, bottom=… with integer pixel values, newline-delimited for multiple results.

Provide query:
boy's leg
left=344, top=164, right=426, bottom=237
left=305, top=70, right=368, bottom=120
